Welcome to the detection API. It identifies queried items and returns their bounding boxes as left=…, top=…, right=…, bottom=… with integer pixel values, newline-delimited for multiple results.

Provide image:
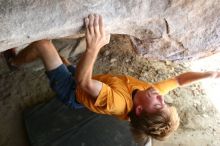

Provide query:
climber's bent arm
left=76, top=14, right=110, bottom=98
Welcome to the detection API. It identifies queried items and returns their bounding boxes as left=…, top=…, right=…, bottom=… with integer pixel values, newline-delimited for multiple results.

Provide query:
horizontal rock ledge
left=0, top=0, right=220, bottom=61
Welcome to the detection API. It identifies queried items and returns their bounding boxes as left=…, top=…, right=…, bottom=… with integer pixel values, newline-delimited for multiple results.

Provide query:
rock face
left=0, top=0, right=220, bottom=61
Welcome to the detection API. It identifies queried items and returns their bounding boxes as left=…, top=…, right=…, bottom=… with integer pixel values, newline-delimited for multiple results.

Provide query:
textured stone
left=52, top=39, right=78, bottom=58
left=0, top=0, right=220, bottom=61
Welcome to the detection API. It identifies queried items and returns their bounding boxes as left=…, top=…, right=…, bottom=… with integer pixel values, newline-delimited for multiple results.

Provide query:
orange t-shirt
left=76, top=74, right=179, bottom=120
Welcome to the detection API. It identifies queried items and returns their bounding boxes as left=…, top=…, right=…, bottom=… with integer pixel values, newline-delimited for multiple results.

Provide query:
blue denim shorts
left=46, top=64, right=84, bottom=109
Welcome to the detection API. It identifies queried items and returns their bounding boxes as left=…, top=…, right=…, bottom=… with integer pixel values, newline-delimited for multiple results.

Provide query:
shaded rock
left=127, top=68, right=134, bottom=72
left=104, top=50, right=110, bottom=56
left=125, top=59, right=130, bottom=63
left=165, top=95, right=174, bottom=104
left=69, top=38, right=86, bottom=58
left=53, top=39, right=78, bottom=58
left=0, top=54, right=10, bottom=75
left=110, top=58, right=117, bottom=63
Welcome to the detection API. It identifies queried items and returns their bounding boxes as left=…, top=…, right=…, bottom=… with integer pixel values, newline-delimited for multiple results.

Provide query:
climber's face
left=133, top=87, right=167, bottom=116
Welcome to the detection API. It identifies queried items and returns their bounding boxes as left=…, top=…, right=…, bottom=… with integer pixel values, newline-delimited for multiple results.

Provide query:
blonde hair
left=129, top=106, right=180, bottom=145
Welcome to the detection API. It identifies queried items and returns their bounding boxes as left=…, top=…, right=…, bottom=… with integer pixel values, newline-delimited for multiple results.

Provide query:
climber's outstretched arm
left=175, top=71, right=220, bottom=86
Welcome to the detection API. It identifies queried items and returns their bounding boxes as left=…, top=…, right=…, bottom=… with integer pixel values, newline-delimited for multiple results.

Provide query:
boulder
left=0, top=0, right=220, bottom=61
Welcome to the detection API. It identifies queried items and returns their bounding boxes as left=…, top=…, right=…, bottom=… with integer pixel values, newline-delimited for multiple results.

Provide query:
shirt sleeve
left=153, top=78, right=180, bottom=95
left=94, top=83, right=127, bottom=115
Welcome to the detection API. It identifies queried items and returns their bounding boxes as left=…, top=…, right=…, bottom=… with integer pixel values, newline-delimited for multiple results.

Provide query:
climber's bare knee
left=33, top=40, right=63, bottom=71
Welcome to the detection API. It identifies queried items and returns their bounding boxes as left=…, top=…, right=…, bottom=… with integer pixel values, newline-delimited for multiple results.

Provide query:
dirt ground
left=0, top=35, right=220, bottom=146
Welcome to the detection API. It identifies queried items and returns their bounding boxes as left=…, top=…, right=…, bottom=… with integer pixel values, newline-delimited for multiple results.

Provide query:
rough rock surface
left=0, top=0, right=220, bottom=61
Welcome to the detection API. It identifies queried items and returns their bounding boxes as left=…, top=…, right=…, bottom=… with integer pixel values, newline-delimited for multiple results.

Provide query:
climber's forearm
left=175, top=71, right=220, bottom=86
left=76, top=48, right=102, bottom=98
